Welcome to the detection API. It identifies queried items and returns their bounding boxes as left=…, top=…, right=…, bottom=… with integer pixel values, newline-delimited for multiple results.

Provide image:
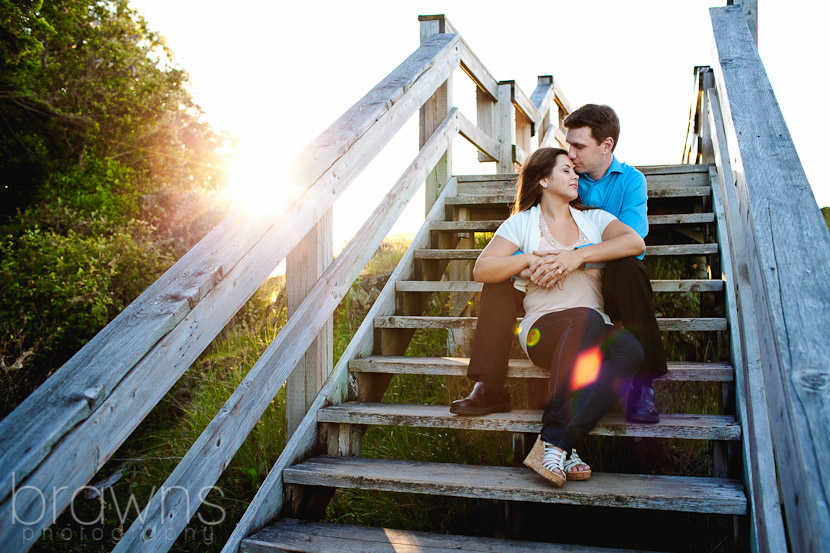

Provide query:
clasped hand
left=519, top=249, right=586, bottom=289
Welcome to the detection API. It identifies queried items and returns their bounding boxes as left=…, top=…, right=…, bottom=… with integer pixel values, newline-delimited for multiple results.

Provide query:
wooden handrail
left=704, top=88, right=786, bottom=552
left=710, top=6, right=830, bottom=552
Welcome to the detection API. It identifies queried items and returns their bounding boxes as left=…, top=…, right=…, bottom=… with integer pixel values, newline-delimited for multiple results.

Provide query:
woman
left=473, top=147, right=645, bottom=487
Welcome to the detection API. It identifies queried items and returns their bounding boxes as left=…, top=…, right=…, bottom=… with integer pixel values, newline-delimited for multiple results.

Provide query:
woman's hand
left=528, top=249, right=586, bottom=289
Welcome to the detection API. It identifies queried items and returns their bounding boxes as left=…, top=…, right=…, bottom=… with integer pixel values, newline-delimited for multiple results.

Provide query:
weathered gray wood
left=418, top=15, right=499, bottom=101
left=395, top=279, right=722, bottom=293
left=712, top=7, right=830, bottom=551
left=420, top=22, right=453, bottom=215
left=318, top=403, right=741, bottom=440
left=496, top=82, right=515, bottom=173
left=0, top=33, right=463, bottom=536
left=706, top=88, right=786, bottom=552
left=242, top=518, right=654, bottom=553
left=638, top=165, right=710, bottom=175
left=219, top=177, right=463, bottom=553
left=286, top=211, right=333, bottom=439
left=413, top=244, right=718, bottom=259
left=431, top=214, right=713, bottom=230
left=476, top=86, right=497, bottom=163
left=510, top=81, right=540, bottom=130
left=513, top=144, right=528, bottom=167
left=514, top=113, right=532, bottom=165
left=458, top=111, right=498, bottom=162
left=447, top=187, right=711, bottom=206
left=531, top=76, right=555, bottom=148
left=728, top=0, right=758, bottom=44
left=374, top=316, right=726, bottom=332
left=283, top=456, right=746, bottom=514
left=348, top=356, right=734, bottom=382
left=648, top=213, right=714, bottom=225
left=103, top=113, right=461, bottom=553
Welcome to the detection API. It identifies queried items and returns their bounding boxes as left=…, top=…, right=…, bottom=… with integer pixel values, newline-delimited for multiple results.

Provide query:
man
left=450, top=104, right=666, bottom=423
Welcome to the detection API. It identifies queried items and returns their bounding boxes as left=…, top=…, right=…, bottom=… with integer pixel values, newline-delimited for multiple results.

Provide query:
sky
left=130, top=0, right=829, bottom=254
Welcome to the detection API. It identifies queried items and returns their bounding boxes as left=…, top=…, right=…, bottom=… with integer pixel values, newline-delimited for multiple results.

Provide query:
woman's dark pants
left=524, top=308, right=643, bottom=449
left=466, top=256, right=667, bottom=389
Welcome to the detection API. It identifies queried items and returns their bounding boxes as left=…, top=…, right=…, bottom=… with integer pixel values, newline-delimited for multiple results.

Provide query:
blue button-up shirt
left=578, top=156, right=648, bottom=259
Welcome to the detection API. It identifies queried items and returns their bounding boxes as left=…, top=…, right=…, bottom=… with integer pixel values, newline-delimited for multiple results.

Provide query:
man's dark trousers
left=466, top=257, right=667, bottom=387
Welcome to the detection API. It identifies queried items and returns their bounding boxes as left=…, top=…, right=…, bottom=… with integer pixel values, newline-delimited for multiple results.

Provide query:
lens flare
left=570, top=347, right=602, bottom=390
left=527, top=328, right=541, bottom=347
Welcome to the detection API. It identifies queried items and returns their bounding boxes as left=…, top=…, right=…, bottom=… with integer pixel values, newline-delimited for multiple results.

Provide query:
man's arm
left=617, top=170, right=648, bottom=240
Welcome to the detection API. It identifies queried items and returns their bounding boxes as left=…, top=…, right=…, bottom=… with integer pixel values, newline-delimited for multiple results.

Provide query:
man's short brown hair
left=564, top=104, right=620, bottom=151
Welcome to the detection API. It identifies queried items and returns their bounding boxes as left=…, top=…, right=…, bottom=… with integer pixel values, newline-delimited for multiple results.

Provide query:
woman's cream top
left=492, top=205, right=616, bottom=354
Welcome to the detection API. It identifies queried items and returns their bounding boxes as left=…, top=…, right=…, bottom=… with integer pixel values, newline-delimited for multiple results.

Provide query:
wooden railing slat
left=457, top=111, right=498, bottom=162
left=110, top=111, right=460, bottom=553
left=711, top=7, right=830, bottom=551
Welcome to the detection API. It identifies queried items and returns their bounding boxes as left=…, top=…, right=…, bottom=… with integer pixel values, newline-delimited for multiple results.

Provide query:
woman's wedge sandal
left=564, top=448, right=592, bottom=481
left=523, top=436, right=566, bottom=487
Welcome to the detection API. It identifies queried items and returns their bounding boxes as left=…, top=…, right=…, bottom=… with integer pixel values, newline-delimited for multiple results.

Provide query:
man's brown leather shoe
left=449, top=382, right=511, bottom=416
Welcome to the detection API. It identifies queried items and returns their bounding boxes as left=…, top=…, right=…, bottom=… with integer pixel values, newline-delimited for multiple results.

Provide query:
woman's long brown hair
left=512, top=147, right=593, bottom=215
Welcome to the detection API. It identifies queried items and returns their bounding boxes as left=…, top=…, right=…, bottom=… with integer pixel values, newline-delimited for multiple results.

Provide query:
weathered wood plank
left=638, top=165, right=711, bottom=175
left=318, top=403, right=741, bottom=440
left=286, top=211, right=333, bottom=439
left=648, top=213, right=714, bottom=225
left=430, top=214, right=714, bottom=231
left=458, top=111, right=498, bottom=162
left=395, top=279, right=723, bottom=293
left=496, top=82, right=515, bottom=173
left=553, top=81, right=572, bottom=115
left=348, top=356, right=734, bottom=382
left=102, top=113, right=461, bottom=553
left=219, top=177, right=463, bottom=553
left=420, top=22, right=453, bottom=215
left=413, top=244, right=718, bottom=259
left=712, top=7, right=830, bottom=550
left=242, top=518, right=654, bottom=553
left=447, top=187, right=711, bottom=205
left=509, top=80, right=541, bottom=128
left=513, top=144, right=528, bottom=166
left=0, top=32, right=463, bottom=528
left=283, top=456, right=746, bottom=514
left=706, top=88, right=786, bottom=551
left=374, top=316, right=726, bottom=332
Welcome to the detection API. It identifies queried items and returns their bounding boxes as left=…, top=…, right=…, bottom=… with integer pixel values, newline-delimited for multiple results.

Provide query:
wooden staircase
left=241, top=165, right=747, bottom=552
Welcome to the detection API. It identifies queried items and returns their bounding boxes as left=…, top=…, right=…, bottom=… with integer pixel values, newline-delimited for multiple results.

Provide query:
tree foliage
left=0, top=0, right=231, bottom=415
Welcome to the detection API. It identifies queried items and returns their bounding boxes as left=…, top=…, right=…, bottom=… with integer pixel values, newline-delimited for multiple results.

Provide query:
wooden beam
left=286, top=211, right=333, bottom=439
left=496, top=82, right=515, bottom=173
left=509, top=81, right=540, bottom=131
left=711, top=7, right=830, bottom=551
left=420, top=21, right=454, bottom=215
left=458, top=111, right=498, bottom=162
left=706, top=89, right=786, bottom=553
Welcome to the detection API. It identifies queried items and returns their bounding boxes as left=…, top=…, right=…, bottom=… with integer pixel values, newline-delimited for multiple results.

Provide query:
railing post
left=420, top=15, right=453, bottom=214
left=727, top=0, right=758, bottom=44
left=536, top=75, right=554, bottom=149
left=496, top=81, right=516, bottom=173
left=285, top=211, right=333, bottom=439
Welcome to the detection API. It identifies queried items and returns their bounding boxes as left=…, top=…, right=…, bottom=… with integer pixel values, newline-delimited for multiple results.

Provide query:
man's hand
left=528, top=249, right=586, bottom=289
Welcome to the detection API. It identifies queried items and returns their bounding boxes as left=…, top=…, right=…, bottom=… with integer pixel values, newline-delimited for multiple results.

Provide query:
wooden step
left=396, top=279, right=724, bottom=293
left=430, top=213, right=714, bottom=233
left=456, top=168, right=709, bottom=190
left=242, top=518, right=655, bottom=553
left=318, top=403, right=741, bottom=440
left=349, top=357, right=734, bottom=382
left=446, top=187, right=711, bottom=205
left=374, top=316, right=727, bottom=332
left=282, top=456, right=746, bottom=515
left=414, top=244, right=718, bottom=259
